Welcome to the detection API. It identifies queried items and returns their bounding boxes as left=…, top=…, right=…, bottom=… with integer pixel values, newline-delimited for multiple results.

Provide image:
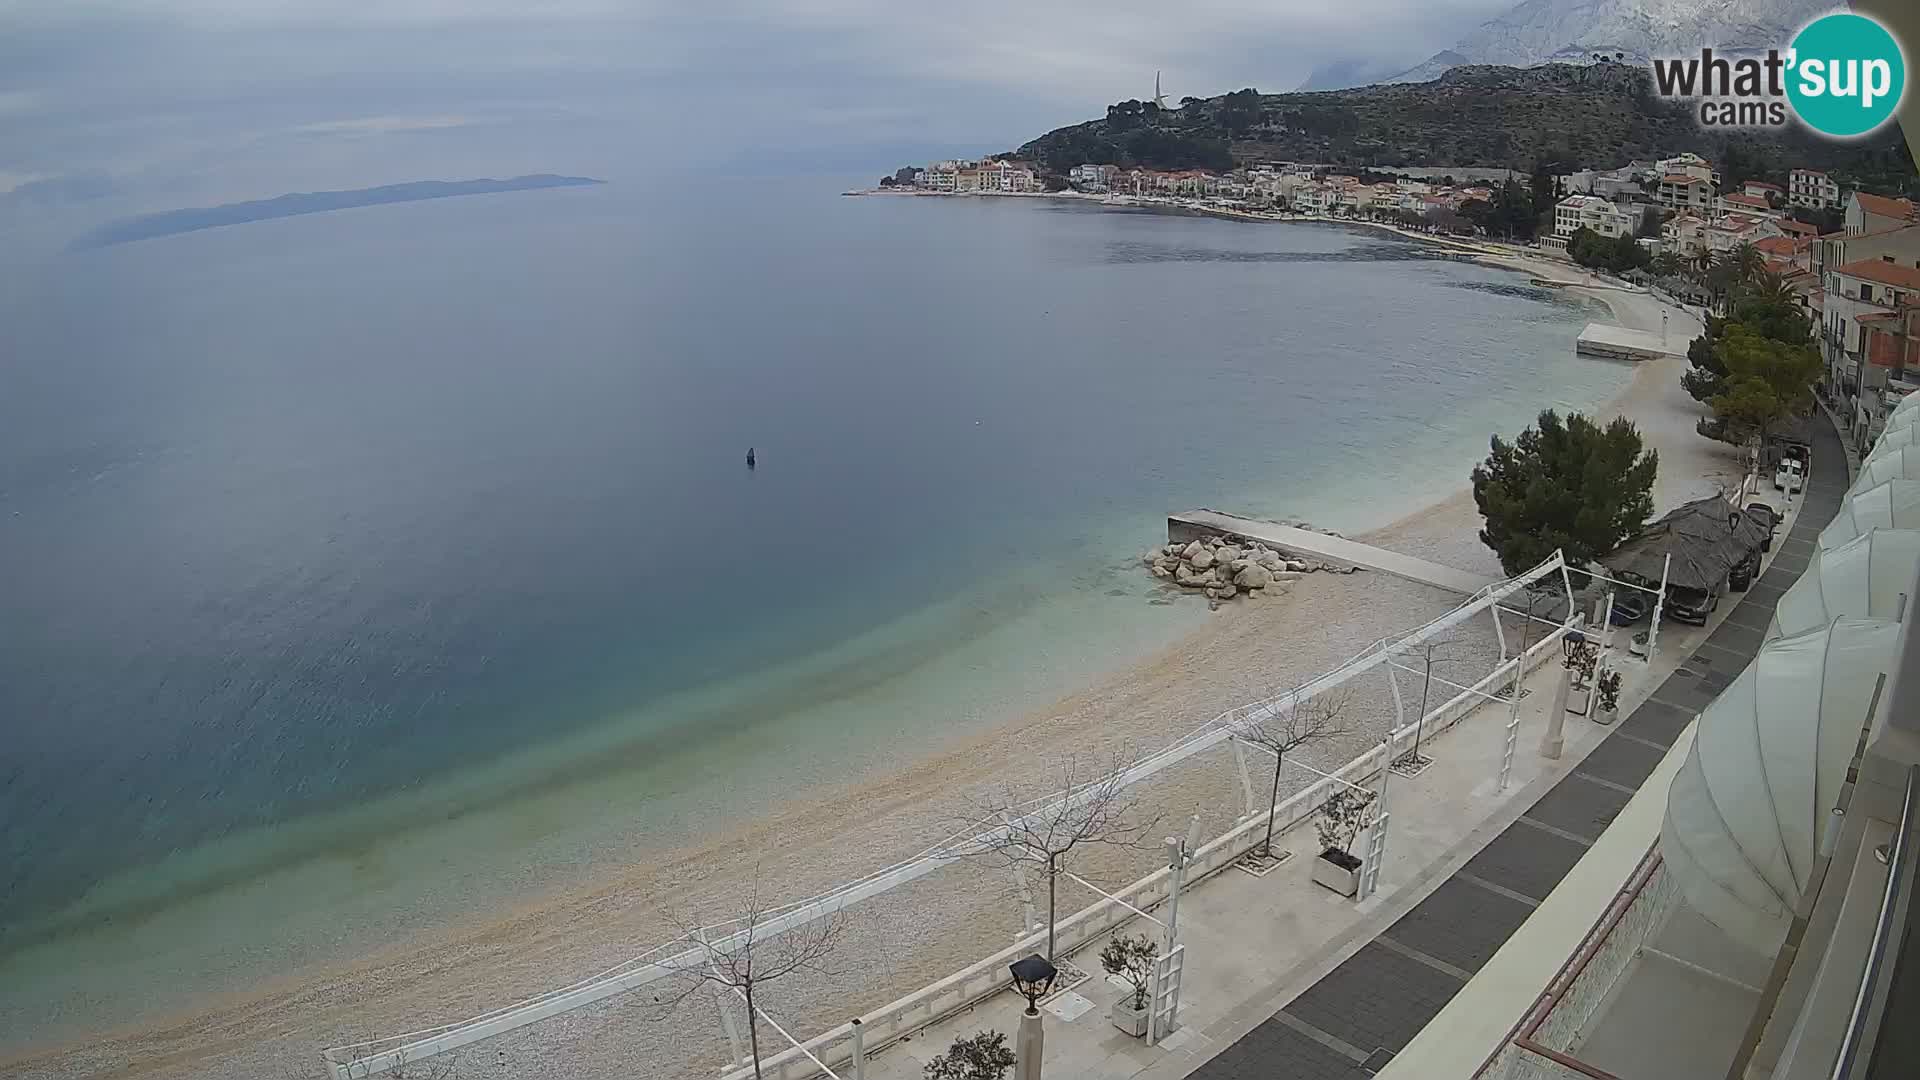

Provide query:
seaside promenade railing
left=323, top=552, right=1575, bottom=1080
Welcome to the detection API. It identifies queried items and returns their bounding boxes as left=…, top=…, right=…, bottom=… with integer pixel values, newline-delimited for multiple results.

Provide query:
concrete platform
left=1168, top=509, right=1499, bottom=596
left=1576, top=322, right=1680, bottom=362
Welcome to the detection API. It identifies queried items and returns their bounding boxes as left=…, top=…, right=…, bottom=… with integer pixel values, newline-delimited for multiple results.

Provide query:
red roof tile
left=1835, top=258, right=1920, bottom=290
left=1857, top=193, right=1918, bottom=220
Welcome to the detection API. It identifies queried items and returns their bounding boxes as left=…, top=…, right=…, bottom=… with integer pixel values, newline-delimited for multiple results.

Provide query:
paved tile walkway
left=1185, top=417, right=1849, bottom=1079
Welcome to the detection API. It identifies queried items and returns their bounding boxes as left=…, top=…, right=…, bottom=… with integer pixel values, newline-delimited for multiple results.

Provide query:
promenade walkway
left=1177, top=418, right=1847, bottom=1080
left=1168, top=511, right=1499, bottom=596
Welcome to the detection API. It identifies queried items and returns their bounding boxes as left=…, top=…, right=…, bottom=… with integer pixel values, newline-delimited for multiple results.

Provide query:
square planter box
left=1110, top=997, right=1150, bottom=1037
left=1311, top=850, right=1361, bottom=897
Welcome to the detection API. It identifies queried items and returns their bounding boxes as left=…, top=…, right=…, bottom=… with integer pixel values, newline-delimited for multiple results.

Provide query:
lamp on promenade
left=1543, top=625, right=1588, bottom=760
left=1009, top=954, right=1057, bottom=1080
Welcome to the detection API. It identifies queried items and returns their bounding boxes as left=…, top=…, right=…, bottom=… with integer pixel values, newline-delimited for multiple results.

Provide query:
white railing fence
left=720, top=612, right=1576, bottom=1080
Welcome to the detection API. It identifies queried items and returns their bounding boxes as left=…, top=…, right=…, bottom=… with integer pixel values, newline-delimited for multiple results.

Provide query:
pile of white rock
left=1144, top=535, right=1352, bottom=608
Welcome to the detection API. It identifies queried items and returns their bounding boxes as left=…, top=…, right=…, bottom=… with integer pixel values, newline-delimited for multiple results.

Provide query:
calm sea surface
left=0, top=181, right=1622, bottom=1035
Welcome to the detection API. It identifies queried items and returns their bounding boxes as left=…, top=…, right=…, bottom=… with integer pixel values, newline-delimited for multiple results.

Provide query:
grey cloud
left=0, top=0, right=1512, bottom=214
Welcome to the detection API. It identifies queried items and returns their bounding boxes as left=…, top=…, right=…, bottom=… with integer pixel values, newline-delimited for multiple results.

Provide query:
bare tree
left=1400, top=638, right=1472, bottom=768
left=1230, top=686, right=1356, bottom=860
left=952, top=752, right=1160, bottom=963
left=656, top=877, right=846, bottom=1080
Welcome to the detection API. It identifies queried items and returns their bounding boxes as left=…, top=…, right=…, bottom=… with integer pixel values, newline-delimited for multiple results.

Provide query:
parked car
left=1666, top=583, right=1723, bottom=625
left=1728, top=554, right=1759, bottom=592
left=1608, top=590, right=1652, bottom=625
left=1745, top=503, right=1779, bottom=551
left=1775, top=456, right=1805, bottom=494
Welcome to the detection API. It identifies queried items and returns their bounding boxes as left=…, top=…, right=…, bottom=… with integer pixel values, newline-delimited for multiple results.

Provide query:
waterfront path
left=1177, top=417, right=1847, bottom=1080
left=1168, top=510, right=1500, bottom=596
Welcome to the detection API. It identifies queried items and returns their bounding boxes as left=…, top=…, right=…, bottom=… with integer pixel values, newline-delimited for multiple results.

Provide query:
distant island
left=72, top=174, right=606, bottom=249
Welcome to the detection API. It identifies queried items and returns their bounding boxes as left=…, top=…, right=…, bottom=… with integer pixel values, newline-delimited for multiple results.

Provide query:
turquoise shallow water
left=0, top=182, right=1625, bottom=1037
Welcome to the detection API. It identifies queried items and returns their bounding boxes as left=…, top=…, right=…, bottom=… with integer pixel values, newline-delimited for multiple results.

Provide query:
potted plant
left=925, top=1030, right=1017, bottom=1080
left=1310, top=788, right=1377, bottom=897
left=1594, top=668, right=1623, bottom=725
left=1099, top=934, right=1158, bottom=1037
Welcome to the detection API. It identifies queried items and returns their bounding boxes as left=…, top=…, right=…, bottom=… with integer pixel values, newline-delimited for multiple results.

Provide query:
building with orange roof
left=1754, top=235, right=1812, bottom=273
left=1824, top=246, right=1920, bottom=408
left=1847, top=191, right=1918, bottom=235
left=1718, top=191, right=1781, bottom=218
left=1656, top=173, right=1714, bottom=212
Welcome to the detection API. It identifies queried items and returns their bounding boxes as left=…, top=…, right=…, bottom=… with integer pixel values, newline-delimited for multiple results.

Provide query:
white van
left=1775, top=456, right=1805, bottom=494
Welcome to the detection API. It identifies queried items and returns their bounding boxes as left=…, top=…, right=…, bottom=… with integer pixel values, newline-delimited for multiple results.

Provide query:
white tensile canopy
left=1854, top=445, right=1920, bottom=492
left=1862, top=423, right=1920, bottom=461
left=1884, top=407, right=1920, bottom=436
left=1662, top=617, right=1901, bottom=954
left=1819, top=479, right=1920, bottom=550
left=1892, top=391, right=1920, bottom=421
left=1770, top=530, right=1920, bottom=638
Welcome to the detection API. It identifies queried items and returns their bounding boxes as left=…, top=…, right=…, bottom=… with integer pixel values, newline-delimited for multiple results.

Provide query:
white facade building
left=1790, top=168, right=1841, bottom=209
left=1554, top=194, right=1632, bottom=239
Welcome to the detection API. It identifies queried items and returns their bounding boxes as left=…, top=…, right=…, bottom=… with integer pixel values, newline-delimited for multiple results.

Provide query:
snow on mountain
left=1314, top=0, right=1837, bottom=88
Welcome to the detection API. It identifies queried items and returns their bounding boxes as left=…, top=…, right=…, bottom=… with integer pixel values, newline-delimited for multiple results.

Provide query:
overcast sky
left=0, top=0, right=1515, bottom=213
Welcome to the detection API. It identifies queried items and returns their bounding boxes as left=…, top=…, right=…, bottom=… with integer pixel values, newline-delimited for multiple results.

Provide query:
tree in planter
left=1229, top=686, right=1356, bottom=861
left=1315, top=787, right=1377, bottom=870
left=956, top=752, right=1160, bottom=964
left=1564, top=635, right=1600, bottom=688
left=1471, top=410, right=1658, bottom=582
left=1401, top=638, right=1471, bottom=768
left=1100, top=933, right=1160, bottom=1015
left=1595, top=668, right=1623, bottom=720
left=925, top=1031, right=1018, bottom=1080
left=656, top=879, right=846, bottom=1080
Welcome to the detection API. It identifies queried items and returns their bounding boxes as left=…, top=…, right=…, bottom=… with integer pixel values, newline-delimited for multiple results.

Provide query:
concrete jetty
left=1576, top=322, right=1680, bottom=362
left=1168, top=509, right=1500, bottom=595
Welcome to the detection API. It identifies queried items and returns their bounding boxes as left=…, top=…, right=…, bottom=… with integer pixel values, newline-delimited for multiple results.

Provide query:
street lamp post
left=1543, top=624, right=1587, bottom=760
left=1009, top=954, right=1058, bottom=1080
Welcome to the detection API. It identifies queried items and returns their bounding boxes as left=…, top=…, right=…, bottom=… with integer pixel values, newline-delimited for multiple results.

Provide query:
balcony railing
left=1474, top=847, right=1675, bottom=1080
left=1829, top=765, right=1918, bottom=1080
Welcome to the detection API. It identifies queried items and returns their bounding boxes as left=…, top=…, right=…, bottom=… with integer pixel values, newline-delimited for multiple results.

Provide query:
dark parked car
left=1729, top=554, right=1758, bottom=592
left=1608, top=589, right=1652, bottom=625
left=1745, top=503, right=1779, bottom=552
left=1666, top=583, right=1722, bottom=625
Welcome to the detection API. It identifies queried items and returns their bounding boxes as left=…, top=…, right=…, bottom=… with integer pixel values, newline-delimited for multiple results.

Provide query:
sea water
left=0, top=180, right=1626, bottom=1039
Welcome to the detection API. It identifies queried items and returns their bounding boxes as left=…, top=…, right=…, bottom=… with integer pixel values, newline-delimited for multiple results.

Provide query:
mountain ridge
left=1013, top=63, right=1909, bottom=180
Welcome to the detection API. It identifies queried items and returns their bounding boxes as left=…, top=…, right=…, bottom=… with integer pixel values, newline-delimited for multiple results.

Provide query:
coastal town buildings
left=1660, top=213, right=1708, bottom=258
left=1790, top=167, right=1840, bottom=209
left=915, top=158, right=1036, bottom=194
left=1552, top=194, right=1633, bottom=240
left=1067, top=164, right=1115, bottom=192
left=1705, top=212, right=1785, bottom=256
left=1820, top=225, right=1920, bottom=435
left=1656, top=172, right=1715, bottom=212
left=1716, top=191, right=1780, bottom=218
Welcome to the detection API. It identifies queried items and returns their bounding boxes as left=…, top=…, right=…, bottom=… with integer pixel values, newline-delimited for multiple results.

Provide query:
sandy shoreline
left=3, top=216, right=1740, bottom=1080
